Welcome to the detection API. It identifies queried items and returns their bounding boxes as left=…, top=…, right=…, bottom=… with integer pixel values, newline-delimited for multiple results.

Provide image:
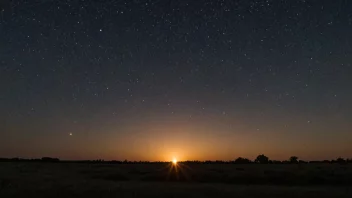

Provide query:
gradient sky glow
left=1, top=0, right=352, bottom=161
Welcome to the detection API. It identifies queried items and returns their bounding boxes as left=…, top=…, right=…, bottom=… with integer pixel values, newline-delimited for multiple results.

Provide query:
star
left=1, top=0, right=350, bottom=163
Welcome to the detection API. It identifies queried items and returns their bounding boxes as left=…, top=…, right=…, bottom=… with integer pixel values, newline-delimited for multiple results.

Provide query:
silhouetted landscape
left=1, top=155, right=352, bottom=197
left=2, top=0, right=352, bottom=197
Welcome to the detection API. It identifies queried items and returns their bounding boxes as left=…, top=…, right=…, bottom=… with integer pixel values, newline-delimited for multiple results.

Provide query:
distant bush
left=332, top=157, right=347, bottom=164
left=289, top=156, right=299, bottom=164
left=255, top=154, right=269, bottom=164
left=41, top=157, right=60, bottom=162
left=234, top=157, right=252, bottom=164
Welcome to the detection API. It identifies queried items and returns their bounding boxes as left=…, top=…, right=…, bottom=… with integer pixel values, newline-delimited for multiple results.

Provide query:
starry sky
left=0, top=0, right=352, bottom=161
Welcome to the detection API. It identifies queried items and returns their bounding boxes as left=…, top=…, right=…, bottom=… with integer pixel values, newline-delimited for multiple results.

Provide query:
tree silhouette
left=234, top=157, right=252, bottom=164
left=255, top=154, right=269, bottom=164
left=336, top=157, right=346, bottom=164
left=289, top=156, right=298, bottom=163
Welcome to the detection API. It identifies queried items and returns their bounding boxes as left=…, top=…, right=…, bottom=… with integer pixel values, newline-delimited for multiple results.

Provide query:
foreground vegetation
left=1, top=161, right=352, bottom=198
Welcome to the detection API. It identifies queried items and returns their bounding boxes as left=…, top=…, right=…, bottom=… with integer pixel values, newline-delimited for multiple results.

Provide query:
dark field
left=1, top=162, right=352, bottom=198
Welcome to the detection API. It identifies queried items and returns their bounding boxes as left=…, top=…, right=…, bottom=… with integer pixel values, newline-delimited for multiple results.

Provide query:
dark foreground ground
left=1, top=162, right=352, bottom=197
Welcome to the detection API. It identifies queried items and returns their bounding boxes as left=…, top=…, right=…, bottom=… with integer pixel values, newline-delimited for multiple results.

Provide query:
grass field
left=1, top=162, right=352, bottom=197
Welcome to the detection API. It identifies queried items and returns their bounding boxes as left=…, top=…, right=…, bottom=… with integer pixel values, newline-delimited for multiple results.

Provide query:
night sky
left=1, top=0, right=351, bottom=161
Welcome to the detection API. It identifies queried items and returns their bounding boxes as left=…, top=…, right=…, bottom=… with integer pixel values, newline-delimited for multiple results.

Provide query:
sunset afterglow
left=0, top=0, right=351, bottom=162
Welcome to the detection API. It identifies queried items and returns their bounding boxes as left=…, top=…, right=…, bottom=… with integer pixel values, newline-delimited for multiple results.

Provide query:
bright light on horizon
left=172, top=158, right=177, bottom=165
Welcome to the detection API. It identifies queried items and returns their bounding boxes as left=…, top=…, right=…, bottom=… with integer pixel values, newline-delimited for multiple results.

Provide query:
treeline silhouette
left=1, top=155, right=351, bottom=164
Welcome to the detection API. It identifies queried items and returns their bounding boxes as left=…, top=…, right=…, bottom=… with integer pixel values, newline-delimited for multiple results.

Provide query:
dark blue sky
left=0, top=0, right=351, bottom=161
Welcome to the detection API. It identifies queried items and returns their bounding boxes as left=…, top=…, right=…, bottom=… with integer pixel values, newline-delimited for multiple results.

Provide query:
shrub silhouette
left=41, top=157, right=60, bottom=162
left=234, top=157, right=252, bottom=164
left=289, top=156, right=299, bottom=164
left=336, top=157, right=346, bottom=164
left=255, top=154, right=269, bottom=164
